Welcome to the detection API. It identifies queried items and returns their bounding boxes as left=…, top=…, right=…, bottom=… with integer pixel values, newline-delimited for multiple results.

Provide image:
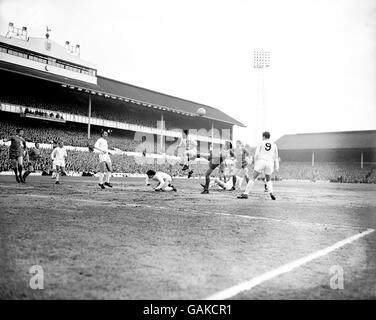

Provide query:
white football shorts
left=99, top=153, right=111, bottom=164
left=185, top=148, right=197, bottom=158
left=254, top=159, right=274, bottom=175
left=54, top=160, right=65, bottom=167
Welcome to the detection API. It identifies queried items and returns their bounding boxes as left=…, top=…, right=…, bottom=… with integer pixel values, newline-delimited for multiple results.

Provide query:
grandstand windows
left=0, top=42, right=96, bottom=77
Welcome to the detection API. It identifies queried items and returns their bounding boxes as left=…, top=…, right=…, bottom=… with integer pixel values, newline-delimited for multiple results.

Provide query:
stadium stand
left=0, top=116, right=139, bottom=151
left=2, top=26, right=375, bottom=183
left=274, top=131, right=376, bottom=183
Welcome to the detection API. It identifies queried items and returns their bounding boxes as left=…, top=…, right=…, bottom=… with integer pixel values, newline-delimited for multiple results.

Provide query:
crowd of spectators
left=1, top=76, right=226, bottom=132
left=0, top=119, right=140, bottom=151
left=277, top=162, right=376, bottom=183
left=0, top=145, right=210, bottom=177
left=1, top=142, right=375, bottom=183
left=0, top=89, right=184, bottom=130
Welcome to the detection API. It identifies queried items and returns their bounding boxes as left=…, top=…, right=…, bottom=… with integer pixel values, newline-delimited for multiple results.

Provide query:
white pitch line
left=204, top=228, right=374, bottom=300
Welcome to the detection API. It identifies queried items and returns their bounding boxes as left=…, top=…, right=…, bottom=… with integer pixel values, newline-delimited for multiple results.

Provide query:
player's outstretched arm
left=1, top=137, right=11, bottom=144
left=51, top=148, right=57, bottom=160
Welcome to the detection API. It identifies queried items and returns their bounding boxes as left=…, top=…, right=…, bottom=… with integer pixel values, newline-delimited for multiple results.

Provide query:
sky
left=0, top=0, right=375, bottom=145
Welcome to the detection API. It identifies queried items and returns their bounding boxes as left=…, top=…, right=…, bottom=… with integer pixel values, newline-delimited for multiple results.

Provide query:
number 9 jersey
left=254, top=139, right=279, bottom=175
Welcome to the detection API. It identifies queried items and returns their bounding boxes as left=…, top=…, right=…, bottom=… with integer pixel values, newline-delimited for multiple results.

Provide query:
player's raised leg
left=201, top=165, right=216, bottom=194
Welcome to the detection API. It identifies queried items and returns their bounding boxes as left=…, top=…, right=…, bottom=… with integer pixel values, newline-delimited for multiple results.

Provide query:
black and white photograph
left=0, top=0, right=375, bottom=307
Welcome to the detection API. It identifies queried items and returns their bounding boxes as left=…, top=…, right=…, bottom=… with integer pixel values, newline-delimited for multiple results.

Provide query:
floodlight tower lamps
left=253, top=50, right=270, bottom=139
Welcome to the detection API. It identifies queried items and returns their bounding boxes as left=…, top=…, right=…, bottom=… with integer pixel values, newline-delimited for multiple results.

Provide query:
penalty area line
left=204, top=228, right=374, bottom=300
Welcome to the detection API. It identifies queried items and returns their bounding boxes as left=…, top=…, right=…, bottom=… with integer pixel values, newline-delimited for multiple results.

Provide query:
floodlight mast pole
left=88, top=94, right=91, bottom=139
left=253, top=50, right=270, bottom=140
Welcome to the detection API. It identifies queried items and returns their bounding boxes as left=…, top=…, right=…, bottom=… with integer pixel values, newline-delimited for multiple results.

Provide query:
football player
left=145, top=169, right=177, bottom=192
left=51, top=141, right=67, bottom=184
left=23, top=142, right=41, bottom=181
left=201, top=141, right=235, bottom=194
left=177, top=129, right=197, bottom=178
left=2, top=128, right=27, bottom=183
left=237, top=131, right=279, bottom=200
left=93, top=130, right=113, bottom=189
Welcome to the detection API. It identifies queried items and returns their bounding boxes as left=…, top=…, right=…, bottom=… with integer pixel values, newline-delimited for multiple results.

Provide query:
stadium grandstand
left=275, top=131, right=376, bottom=183
left=0, top=22, right=245, bottom=175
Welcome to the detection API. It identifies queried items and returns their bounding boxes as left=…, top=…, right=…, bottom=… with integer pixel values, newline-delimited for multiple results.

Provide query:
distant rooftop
left=276, top=130, right=376, bottom=150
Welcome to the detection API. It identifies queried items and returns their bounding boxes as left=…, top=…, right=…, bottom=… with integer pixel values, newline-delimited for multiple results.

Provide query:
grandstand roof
left=0, top=35, right=96, bottom=69
left=0, top=59, right=245, bottom=127
left=276, top=130, right=376, bottom=150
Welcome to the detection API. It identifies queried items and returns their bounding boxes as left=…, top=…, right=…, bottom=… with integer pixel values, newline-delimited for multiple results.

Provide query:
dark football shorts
left=208, top=156, right=225, bottom=170
left=9, top=150, right=23, bottom=160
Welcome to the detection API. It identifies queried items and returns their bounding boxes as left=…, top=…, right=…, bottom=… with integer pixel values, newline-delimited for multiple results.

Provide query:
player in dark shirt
left=23, top=142, right=41, bottom=181
left=3, top=128, right=27, bottom=183
left=234, top=140, right=251, bottom=187
left=201, top=141, right=235, bottom=194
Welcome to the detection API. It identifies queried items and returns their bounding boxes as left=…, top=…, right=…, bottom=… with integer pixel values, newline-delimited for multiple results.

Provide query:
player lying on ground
left=2, top=128, right=27, bottom=183
left=201, top=158, right=240, bottom=191
left=51, top=141, right=67, bottom=184
left=23, top=142, right=41, bottom=181
left=177, top=129, right=197, bottom=179
left=93, top=130, right=113, bottom=189
left=201, top=141, right=236, bottom=194
left=237, top=131, right=278, bottom=200
left=145, top=170, right=177, bottom=192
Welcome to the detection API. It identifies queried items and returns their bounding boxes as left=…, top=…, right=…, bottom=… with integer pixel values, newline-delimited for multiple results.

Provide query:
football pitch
left=1, top=175, right=376, bottom=299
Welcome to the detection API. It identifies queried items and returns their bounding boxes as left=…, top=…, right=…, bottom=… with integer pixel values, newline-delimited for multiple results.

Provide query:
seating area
left=0, top=118, right=140, bottom=151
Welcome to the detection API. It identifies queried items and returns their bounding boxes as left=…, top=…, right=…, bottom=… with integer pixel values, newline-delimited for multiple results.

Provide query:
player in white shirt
left=237, top=131, right=279, bottom=200
left=145, top=170, right=177, bottom=192
left=50, top=141, right=67, bottom=184
left=93, top=131, right=113, bottom=189
left=177, top=129, right=197, bottom=178
left=51, top=140, right=58, bottom=179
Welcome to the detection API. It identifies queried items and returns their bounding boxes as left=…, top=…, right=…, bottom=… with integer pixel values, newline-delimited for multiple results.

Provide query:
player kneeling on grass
left=23, top=142, right=41, bottom=181
left=93, top=131, right=113, bottom=189
left=51, top=141, right=67, bottom=185
left=237, top=131, right=279, bottom=200
left=145, top=170, right=177, bottom=192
